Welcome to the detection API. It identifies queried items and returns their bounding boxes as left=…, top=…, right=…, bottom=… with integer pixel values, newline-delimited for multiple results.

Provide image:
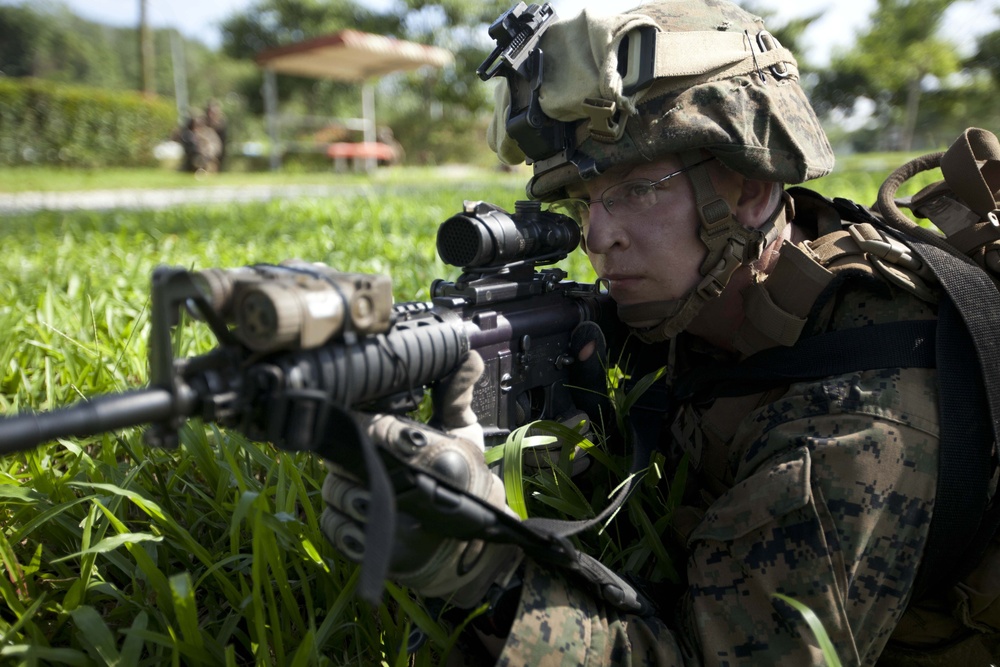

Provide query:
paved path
left=0, top=184, right=362, bottom=214
left=0, top=166, right=505, bottom=214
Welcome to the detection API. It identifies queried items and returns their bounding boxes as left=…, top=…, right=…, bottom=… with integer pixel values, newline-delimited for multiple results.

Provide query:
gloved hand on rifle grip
left=320, top=351, right=523, bottom=608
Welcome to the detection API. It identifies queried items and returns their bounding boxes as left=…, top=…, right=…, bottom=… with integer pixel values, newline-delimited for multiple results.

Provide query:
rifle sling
left=838, top=198, right=1000, bottom=598
left=312, top=402, right=398, bottom=605
left=673, top=319, right=938, bottom=402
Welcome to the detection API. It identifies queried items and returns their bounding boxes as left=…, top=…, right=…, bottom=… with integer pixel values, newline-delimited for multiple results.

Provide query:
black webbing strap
left=674, top=319, right=937, bottom=403
left=831, top=197, right=1000, bottom=597
left=917, top=296, right=996, bottom=597
left=890, top=234, right=1000, bottom=596
left=312, top=402, right=397, bottom=604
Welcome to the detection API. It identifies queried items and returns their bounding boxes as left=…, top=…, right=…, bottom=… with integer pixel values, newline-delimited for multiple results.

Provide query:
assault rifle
left=0, top=199, right=621, bottom=603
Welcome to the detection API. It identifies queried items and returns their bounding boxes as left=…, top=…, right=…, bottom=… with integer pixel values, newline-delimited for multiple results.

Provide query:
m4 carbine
left=0, top=199, right=610, bottom=456
left=0, top=200, right=614, bottom=599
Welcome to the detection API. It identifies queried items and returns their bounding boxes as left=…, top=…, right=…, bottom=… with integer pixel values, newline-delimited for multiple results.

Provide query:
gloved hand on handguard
left=320, top=351, right=523, bottom=608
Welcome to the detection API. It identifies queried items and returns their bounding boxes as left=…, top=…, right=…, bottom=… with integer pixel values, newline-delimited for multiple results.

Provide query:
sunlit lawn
left=0, top=153, right=941, bottom=664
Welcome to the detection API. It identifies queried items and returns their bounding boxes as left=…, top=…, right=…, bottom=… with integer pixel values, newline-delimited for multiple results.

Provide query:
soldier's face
left=573, top=156, right=707, bottom=307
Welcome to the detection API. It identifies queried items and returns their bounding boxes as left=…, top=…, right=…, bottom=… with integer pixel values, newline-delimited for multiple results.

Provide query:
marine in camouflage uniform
left=480, top=1, right=1000, bottom=664
left=321, top=1, right=1000, bottom=663
left=495, top=206, right=944, bottom=666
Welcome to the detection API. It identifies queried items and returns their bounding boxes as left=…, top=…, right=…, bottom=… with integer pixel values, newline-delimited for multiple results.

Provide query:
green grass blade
left=384, top=581, right=449, bottom=648
left=0, top=592, right=46, bottom=645
left=69, top=605, right=122, bottom=665
left=500, top=426, right=559, bottom=519
left=0, top=526, right=28, bottom=602
left=287, top=628, right=317, bottom=667
left=169, top=572, right=204, bottom=650
left=119, top=611, right=149, bottom=665
left=0, top=645, right=90, bottom=665
left=500, top=426, right=529, bottom=519
left=772, top=593, right=844, bottom=667
left=52, top=532, right=164, bottom=563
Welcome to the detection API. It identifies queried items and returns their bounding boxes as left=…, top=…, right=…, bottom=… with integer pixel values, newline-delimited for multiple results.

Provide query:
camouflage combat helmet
left=487, top=0, right=835, bottom=342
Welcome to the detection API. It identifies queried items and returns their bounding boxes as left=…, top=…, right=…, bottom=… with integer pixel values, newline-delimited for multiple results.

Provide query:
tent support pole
left=362, top=81, right=376, bottom=172
left=263, top=68, right=281, bottom=171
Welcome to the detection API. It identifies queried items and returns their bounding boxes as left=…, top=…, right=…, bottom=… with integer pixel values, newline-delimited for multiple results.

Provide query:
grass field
left=0, top=160, right=943, bottom=665
left=0, top=177, right=599, bottom=666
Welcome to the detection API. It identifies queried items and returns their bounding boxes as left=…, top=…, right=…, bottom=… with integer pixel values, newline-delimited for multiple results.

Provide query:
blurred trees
left=2, top=2, right=266, bottom=154
left=3, top=0, right=999, bottom=162
left=1, top=4, right=128, bottom=87
left=811, top=0, right=961, bottom=151
left=969, top=19, right=1000, bottom=87
left=810, top=0, right=999, bottom=151
left=0, top=3, right=247, bottom=102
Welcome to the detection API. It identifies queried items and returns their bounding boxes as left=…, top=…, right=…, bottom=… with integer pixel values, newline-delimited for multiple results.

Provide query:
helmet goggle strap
left=618, top=150, right=789, bottom=343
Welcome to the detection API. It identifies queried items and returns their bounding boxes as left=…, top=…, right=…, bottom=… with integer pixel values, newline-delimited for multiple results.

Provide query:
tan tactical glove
left=320, top=351, right=523, bottom=608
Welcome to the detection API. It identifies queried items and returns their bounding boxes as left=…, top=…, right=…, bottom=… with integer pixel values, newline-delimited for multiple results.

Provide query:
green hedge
left=0, top=78, right=176, bottom=168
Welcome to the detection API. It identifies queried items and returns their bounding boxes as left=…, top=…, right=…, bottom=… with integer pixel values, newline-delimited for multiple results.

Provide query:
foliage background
left=0, top=78, right=176, bottom=168
left=2, top=0, right=999, bottom=167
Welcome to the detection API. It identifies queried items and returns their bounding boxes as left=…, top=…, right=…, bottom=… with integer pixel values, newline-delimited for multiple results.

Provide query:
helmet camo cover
left=487, top=0, right=835, bottom=199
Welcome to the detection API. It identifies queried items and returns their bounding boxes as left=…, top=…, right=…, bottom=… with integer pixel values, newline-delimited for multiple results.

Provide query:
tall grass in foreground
left=0, top=167, right=942, bottom=664
left=0, top=183, right=569, bottom=665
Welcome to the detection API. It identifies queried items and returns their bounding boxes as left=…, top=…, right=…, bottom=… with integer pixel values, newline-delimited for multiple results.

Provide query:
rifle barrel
left=0, top=388, right=176, bottom=457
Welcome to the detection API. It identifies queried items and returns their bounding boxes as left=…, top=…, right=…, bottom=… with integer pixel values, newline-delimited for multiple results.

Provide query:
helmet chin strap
left=616, top=151, right=789, bottom=344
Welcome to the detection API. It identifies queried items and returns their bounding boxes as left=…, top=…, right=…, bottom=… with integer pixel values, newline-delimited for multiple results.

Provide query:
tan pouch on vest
left=884, top=482, right=1000, bottom=661
left=949, top=530, right=1000, bottom=634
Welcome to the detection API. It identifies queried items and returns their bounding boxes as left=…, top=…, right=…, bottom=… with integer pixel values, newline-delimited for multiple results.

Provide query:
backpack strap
left=851, top=201, right=1000, bottom=599
left=872, top=129, right=1000, bottom=596
left=674, top=319, right=937, bottom=403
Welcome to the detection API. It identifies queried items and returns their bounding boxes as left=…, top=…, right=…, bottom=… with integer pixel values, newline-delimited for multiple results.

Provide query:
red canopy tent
left=255, top=30, right=453, bottom=170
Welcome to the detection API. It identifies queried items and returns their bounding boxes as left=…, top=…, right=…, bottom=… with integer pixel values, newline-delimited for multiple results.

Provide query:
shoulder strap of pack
left=872, top=129, right=1000, bottom=593
left=674, top=319, right=937, bottom=402
left=847, top=198, right=1000, bottom=599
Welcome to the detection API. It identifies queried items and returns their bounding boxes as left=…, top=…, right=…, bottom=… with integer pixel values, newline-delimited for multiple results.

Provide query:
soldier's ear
left=735, top=177, right=779, bottom=228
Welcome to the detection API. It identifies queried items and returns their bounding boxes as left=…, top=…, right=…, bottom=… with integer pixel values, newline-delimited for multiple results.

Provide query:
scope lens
left=437, top=215, right=492, bottom=267
left=436, top=203, right=580, bottom=269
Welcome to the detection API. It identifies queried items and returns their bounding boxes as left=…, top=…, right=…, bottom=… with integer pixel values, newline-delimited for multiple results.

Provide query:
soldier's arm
left=490, top=560, right=681, bottom=666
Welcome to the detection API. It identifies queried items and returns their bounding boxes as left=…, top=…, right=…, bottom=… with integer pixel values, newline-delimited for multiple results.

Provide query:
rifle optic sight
left=436, top=200, right=579, bottom=270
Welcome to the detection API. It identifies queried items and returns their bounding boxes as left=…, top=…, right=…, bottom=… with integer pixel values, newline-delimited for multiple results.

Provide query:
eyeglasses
left=546, top=157, right=715, bottom=230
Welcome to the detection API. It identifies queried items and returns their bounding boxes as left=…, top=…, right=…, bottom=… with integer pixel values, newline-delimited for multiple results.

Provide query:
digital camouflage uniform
left=493, top=213, right=942, bottom=666
left=475, top=1, right=1000, bottom=663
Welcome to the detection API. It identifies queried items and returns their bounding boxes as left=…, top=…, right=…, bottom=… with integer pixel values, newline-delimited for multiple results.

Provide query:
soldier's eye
left=626, top=182, right=654, bottom=198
